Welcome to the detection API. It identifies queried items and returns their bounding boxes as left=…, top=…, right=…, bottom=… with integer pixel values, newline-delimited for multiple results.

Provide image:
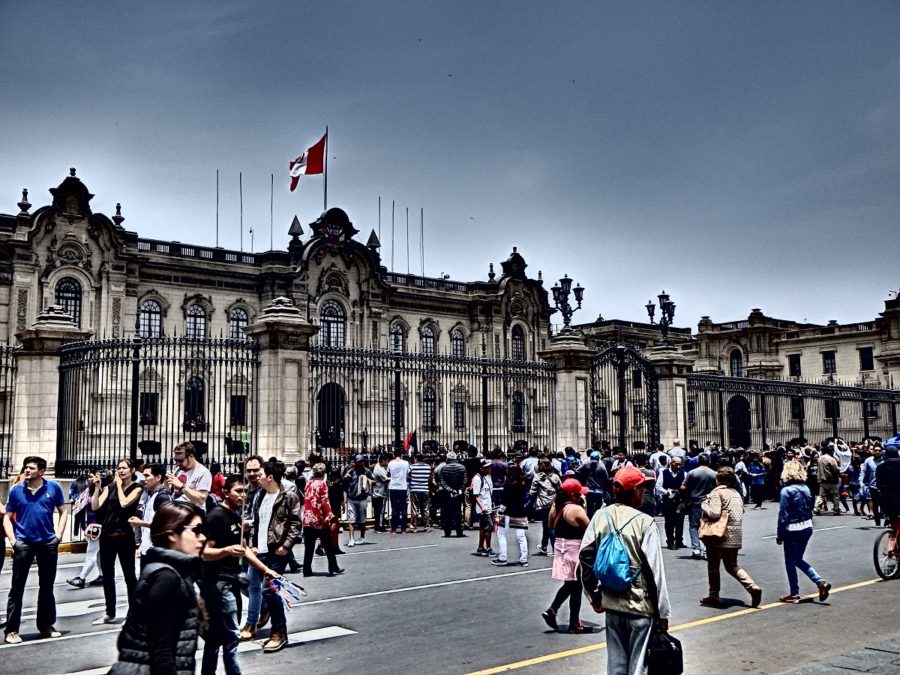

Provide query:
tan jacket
left=701, top=486, right=744, bottom=549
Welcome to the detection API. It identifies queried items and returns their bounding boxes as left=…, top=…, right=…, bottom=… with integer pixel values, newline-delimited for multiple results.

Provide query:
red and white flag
left=289, top=132, right=327, bottom=191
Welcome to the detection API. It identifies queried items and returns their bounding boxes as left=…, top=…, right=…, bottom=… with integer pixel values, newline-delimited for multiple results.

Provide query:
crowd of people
left=2, top=433, right=899, bottom=674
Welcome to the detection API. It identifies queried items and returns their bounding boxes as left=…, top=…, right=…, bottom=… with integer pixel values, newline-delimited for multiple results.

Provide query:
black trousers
left=663, top=504, right=685, bottom=547
left=5, top=538, right=59, bottom=634
left=303, top=527, right=340, bottom=576
left=99, top=533, right=138, bottom=617
left=441, top=493, right=464, bottom=535
left=550, top=579, right=582, bottom=627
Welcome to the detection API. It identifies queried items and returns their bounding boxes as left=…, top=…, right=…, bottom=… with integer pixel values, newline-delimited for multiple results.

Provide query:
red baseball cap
left=560, top=478, right=588, bottom=496
left=613, top=466, right=646, bottom=493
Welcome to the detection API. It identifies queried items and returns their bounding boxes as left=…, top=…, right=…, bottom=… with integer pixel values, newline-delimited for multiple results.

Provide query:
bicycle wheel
left=874, top=529, right=899, bottom=580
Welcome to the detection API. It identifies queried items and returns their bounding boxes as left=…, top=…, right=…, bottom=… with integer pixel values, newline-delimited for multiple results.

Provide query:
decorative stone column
left=538, top=331, right=594, bottom=451
left=244, top=297, right=319, bottom=462
left=646, top=346, right=695, bottom=449
left=12, top=305, right=93, bottom=473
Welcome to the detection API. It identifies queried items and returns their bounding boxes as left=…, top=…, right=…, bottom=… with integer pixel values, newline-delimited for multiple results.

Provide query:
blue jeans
left=245, top=564, right=265, bottom=626
left=5, top=538, right=59, bottom=634
left=605, top=609, right=654, bottom=675
left=783, top=528, right=823, bottom=596
left=390, top=489, right=408, bottom=531
left=259, top=553, right=290, bottom=631
left=688, top=502, right=703, bottom=553
left=201, top=580, right=242, bottom=675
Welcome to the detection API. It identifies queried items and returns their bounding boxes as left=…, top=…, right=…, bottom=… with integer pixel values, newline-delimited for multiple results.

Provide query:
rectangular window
left=864, top=401, right=880, bottom=418
left=788, top=354, right=801, bottom=378
left=822, top=351, right=836, bottom=374
left=633, top=404, right=643, bottom=428
left=687, top=400, right=696, bottom=428
left=139, top=392, right=158, bottom=426
left=790, top=396, right=805, bottom=420
left=632, top=370, right=642, bottom=389
left=453, top=401, right=466, bottom=429
left=824, top=399, right=840, bottom=419
left=230, top=394, right=248, bottom=427
left=597, top=406, right=608, bottom=430
left=859, top=347, right=874, bottom=372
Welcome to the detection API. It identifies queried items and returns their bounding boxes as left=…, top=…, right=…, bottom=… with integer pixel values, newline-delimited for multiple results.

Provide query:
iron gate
left=0, top=345, right=17, bottom=478
left=57, top=336, right=259, bottom=477
left=590, top=344, right=660, bottom=452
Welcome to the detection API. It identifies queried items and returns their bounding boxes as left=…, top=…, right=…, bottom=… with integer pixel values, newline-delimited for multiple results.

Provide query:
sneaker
left=818, top=581, right=831, bottom=602
left=347, top=538, right=356, bottom=548
left=40, top=626, right=62, bottom=639
left=92, top=614, right=116, bottom=625
left=471, top=548, right=486, bottom=556
left=357, top=538, right=369, bottom=545
left=490, top=559, right=509, bottom=566
left=568, top=621, right=594, bottom=634
left=66, top=577, right=85, bottom=589
left=779, top=594, right=801, bottom=604
left=534, top=547, right=547, bottom=556
left=518, top=561, right=529, bottom=567
left=486, top=548, right=497, bottom=557
left=88, top=576, right=104, bottom=587
left=541, top=608, right=558, bottom=631
left=750, top=587, right=762, bottom=608
left=239, top=624, right=256, bottom=641
left=4, top=632, right=22, bottom=644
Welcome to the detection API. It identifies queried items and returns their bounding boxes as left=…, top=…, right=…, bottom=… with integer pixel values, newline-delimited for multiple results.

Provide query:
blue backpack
left=593, top=509, right=642, bottom=592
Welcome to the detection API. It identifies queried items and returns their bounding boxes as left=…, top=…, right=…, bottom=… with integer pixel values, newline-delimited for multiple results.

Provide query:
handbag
left=639, top=546, right=684, bottom=674
left=699, top=492, right=729, bottom=545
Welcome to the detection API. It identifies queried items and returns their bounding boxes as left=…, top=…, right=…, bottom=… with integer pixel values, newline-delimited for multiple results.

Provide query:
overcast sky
left=2, top=1, right=898, bottom=329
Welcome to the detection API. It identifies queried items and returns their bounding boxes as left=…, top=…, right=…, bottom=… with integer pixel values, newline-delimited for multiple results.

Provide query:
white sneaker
left=92, top=614, right=116, bottom=625
left=347, top=538, right=355, bottom=548
left=357, top=538, right=368, bottom=545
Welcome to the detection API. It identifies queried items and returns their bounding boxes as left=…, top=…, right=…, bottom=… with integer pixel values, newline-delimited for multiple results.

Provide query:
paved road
left=0, top=507, right=896, bottom=674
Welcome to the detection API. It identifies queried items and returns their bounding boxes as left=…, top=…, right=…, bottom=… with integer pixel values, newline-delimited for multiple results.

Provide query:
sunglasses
left=178, top=524, right=207, bottom=537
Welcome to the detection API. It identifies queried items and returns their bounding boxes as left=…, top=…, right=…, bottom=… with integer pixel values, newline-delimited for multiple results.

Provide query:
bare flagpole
left=215, top=170, right=219, bottom=247
left=391, top=200, right=395, bottom=271
left=378, top=196, right=381, bottom=241
left=239, top=172, right=243, bottom=252
left=270, top=173, right=274, bottom=250
left=420, top=207, right=424, bottom=276
left=406, top=207, right=410, bottom=274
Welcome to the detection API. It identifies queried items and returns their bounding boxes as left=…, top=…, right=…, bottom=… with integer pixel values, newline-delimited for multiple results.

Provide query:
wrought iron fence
left=57, top=336, right=259, bottom=477
left=590, top=344, right=660, bottom=452
left=308, top=345, right=557, bottom=463
left=0, top=345, right=18, bottom=478
left=686, top=373, right=900, bottom=450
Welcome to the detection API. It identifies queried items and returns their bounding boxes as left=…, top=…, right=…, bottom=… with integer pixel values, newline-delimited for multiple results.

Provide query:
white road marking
left=343, top=544, right=437, bottom=556
left=62, top=626, right=357, bottom=673
left=302, top=567, right=550, bottom=607
left=0, top=627, right=120, bottom=650
left=761, top=525, right=846, bottom=540
left=21, top=597, right=128, bottom=619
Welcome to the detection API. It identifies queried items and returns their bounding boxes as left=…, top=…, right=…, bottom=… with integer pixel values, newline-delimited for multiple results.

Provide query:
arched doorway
left=317, top=383, right=346, bottom=448
left=726, top=394, right=752, bottom=448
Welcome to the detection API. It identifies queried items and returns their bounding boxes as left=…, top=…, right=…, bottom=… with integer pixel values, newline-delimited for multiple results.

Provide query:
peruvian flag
left=289, top=132, right=327, bottom=191
left=403, top=430, right=418, bottom=454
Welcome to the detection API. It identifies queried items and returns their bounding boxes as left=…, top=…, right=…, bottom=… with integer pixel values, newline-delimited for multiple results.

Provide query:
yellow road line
left=466, top=578, right=883, bottom=674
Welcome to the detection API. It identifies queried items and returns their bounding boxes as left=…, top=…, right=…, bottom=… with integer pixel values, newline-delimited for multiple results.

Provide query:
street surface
left=0, top=508, right=897, bottom=674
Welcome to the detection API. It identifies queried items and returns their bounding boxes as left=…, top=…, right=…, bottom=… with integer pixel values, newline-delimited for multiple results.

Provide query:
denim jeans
left=259, top=553, right=290, bottom=631
left=534, top=507, right=555, bottom=549
left=6, top=538, right=59, bottom=634
left=389, top=489, right=408, bottom=531
left=688, top=502, right=703, bottom=553
left=605, top=609, right=654, bottom=675
left=201, top=580, right=242, bottom=675
left=783, top=528, right=823, bottom=596
left=245, top=564, right=265, bottom=626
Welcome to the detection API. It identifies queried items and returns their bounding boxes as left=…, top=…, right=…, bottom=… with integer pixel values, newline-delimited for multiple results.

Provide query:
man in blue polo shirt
left=3, top=456, right=68, bottom=644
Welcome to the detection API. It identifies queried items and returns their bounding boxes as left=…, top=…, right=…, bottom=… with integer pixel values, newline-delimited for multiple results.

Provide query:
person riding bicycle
left=875, top=441, right=900, bottom=534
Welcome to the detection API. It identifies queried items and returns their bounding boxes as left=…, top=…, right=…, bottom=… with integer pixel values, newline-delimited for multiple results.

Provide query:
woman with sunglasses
left=91, top=459, right=142, bottom=625
left=109, top=501, right=207, bottom=675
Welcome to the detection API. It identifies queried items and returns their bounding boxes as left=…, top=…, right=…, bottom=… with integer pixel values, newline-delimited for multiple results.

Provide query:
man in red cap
left=580, top=466, right=670, bottom=675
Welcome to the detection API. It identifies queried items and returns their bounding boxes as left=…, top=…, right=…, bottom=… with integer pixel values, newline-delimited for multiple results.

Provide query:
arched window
left=55, top=277, right=82, bottom=327
left=421, top=325, right=435, bottom=355
left=138, top=300, right=162, bottom=338
left=390, top=322, right=406, bottom=353
left=451, top=328, right=465, bottom=358
left=229, top=308, right=249, bottom=340
left=423, top=386, right=437, bottom=432
left=730, top=349, right=743, bottom=378
left=511, top=325, right=526, bottom=361
left=185, top=304, right=207, bottom=339
left=320, top=300, right=346, bottom=347
left=184, top=376, right=206, bottom=431
left=512, top=391, right=527, bottom=432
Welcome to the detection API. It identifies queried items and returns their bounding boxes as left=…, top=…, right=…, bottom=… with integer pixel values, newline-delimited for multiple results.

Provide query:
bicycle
left=873, top=518, right=900, bottom=580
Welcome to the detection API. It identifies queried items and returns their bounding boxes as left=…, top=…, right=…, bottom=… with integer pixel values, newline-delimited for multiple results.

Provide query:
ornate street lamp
left=551, top=274, right=585, bottom=333
left=646, top=290, right=676, bottom=347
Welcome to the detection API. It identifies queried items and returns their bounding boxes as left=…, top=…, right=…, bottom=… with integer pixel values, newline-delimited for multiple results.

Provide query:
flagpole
left=270, top=173, right=274, bottom=251
left=378, top=196, right=381, bottom=241
left=420, top=207, right=425, bottom=276
left=391, top=200, right=395, bottom=272
left=239, top=172, right=243, bottom=252
left=406, top=207, right=410, bottom=274
left=215, top=170, right=219, bottom=247
left=323, top=125, right=328, bottom=212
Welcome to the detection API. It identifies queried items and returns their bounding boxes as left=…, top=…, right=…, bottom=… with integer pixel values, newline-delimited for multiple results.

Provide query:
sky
left=1, top=1, right=899, bottom=330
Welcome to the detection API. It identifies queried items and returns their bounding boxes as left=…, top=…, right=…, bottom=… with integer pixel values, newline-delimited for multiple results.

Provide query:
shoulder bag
left=639, top=548, right=683, bottom=674
left=699, top=490, right=729, bottom=545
